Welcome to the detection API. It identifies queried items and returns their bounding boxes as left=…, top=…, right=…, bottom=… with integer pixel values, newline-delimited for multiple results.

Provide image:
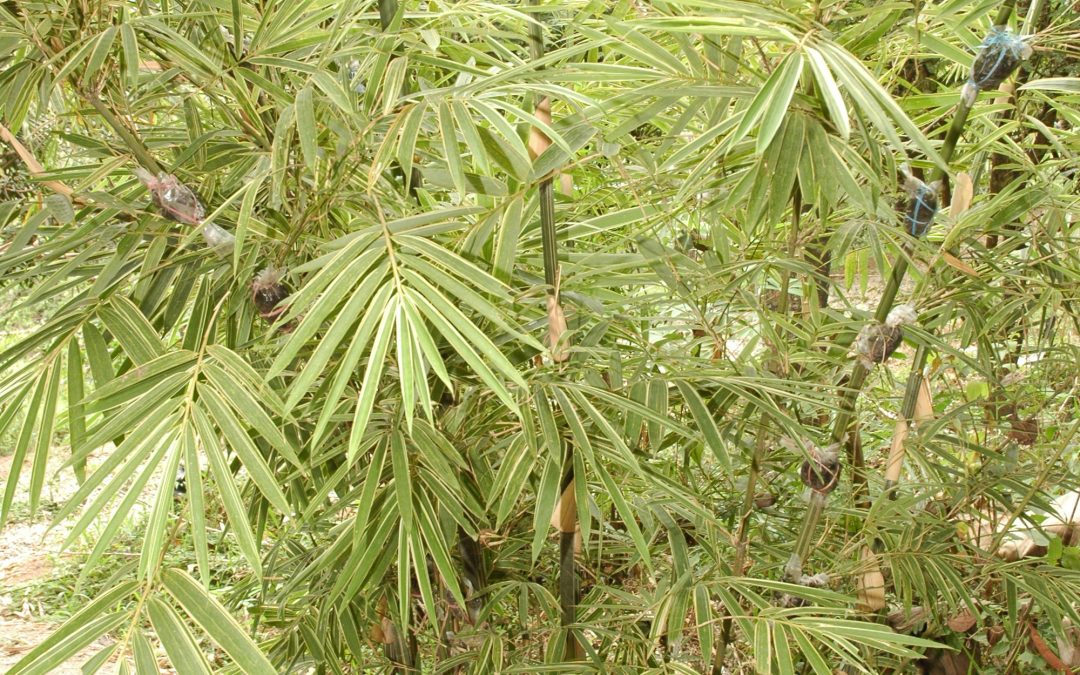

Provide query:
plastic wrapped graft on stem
left=201, top=221, right=235, bottom=258
left=855, top=304, right=917, bottom=369
left=252, top=266, right=294, bottom=331
left=901, top=175, right=939, bottom=238
left=779, top=572, right=831, bottom=608
left=970, top=27, right=1032, bottom=91
left=799, top=444, right=841, bottom=495
left=134, top=168, right=205, bottom=225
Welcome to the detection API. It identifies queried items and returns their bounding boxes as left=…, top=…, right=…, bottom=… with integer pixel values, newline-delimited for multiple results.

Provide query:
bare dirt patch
left=0, top=449, right=114, bottom=673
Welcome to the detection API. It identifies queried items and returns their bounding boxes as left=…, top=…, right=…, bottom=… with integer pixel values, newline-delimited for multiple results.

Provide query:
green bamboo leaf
left=395, top=101, right=426, bottom=184
left=198, top=386, right=291, bottom=515
left=162, top=569, right=277, bottom=675
left=203, top=364, right=301, bottom=468
left=281, top=263, right=390, bottom=410
left=394, top=302, right=417, bottom=425
left=339, top=507, right=399, bottom=603
left=694, top=584, right=714, bottom=672
left=82, top=323, right=114, bottom=387
left=193, top=407, right=263, bottom=578
left=439, top=100, right=466, bottom=195
left=52, top=38, right=98, bottom=86
left=7, top=612, right=127, bottom=675
left=270, top=250, right=385, bottom=378
left=66, top=341, right=87, bottom=483
left=120, top=23, right=139, bottom=82
left=181, top=423, right=210, bottom=586
left=731, top=51, right=799, bottom=150
left=593, top=459, right=651, bottom=568
left=84, top=351, right=197, bottom=413
left=1020, top=77, right=1080, bottom=92
left=233, top=170, right=264, bottom=270
left=296, top=85, right=318, bottom=171
left=382, top=56, right=409, bottom=116
left=774, top=624, right=794, bottom=674
left=147, top=598, right=214, bottom=675
left=492, top=196, right=524, bottom=283
left=311, top=281, right=395, bottom=444
left=75, top=442, right=168, bottom=588
left=0, top=375, right=46, bottom=529
left=139, top=436, right=182, bottom=581
left=98, top=297, right=164, bottom=365
left=54, top=403, right=175, bottom=531
left=675, top=381, right=730, bottom=470
left=400, top=290, right=451, bottom=388
left=389, top=431, right=413, bottom=533
left=44, top=193, right=75, bottom=224
left=79, top=372, right=185, bottom=453
left=82, top=26, right=117, bottom=86
left=132, top=630, right=159, bottom=675
left=756, top=52, right=803, bottom=154
left=531, top=453, right=561, bottom=562
left=818, top=41, right=944, bottom=168
left=804, top=45, right=849, bottom=140
left=489, top=435, right=534, bottom=528
left=28, top=362, right=61, bottom=516
left=405, top=270, right=525, bottom=393
left=348, top=294, right=398, bottom=460
left=80, top=643, right=117, bottom=675
left=529, top=118, right=597, bottom=182
left=754, top=619, right=772, bottom=674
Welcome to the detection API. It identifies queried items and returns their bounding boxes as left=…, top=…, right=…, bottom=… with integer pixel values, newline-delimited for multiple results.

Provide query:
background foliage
left=1, top=0, right=1079, bottom=672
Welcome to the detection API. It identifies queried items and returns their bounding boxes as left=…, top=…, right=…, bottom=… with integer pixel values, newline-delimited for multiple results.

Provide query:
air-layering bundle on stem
left=961, top=27, right=1032, bottom=106
left=251, top=266, right=294, bottom=331
left=855, top=304, right=918, bottom=370
left=901, top=175, right=939, bottom=238
left=134, top=167, right=235, bottom=257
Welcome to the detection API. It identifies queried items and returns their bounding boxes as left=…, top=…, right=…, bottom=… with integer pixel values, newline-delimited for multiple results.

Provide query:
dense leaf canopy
left=1, top=0, right=1078, bottom=672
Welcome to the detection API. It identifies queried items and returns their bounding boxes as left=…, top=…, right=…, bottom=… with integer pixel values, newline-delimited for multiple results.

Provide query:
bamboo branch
left=0, top=122, right=75, bottom=198
left=84, top=92, right=162, bottom=174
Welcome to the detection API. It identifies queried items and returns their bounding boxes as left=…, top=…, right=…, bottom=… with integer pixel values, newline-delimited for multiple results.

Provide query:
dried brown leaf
left=915, top=378, right=934, bottom=424
left=528, top=97, right=552, bottom=160
left=856, top=546, right=886, bottom=612
left=947, top=608, right=977, bottom=633
left=546, top=295, right=570, bottom=362
left=950, top=171, right=974, bottom=215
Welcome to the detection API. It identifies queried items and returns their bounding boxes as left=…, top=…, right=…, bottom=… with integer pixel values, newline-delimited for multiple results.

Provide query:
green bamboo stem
left=85, top=93, right=162, bottom=174
left=884, top=0, right=1019, bottom=497
left=717, top=425, right=767, bottom=667
left=782, top=3, right=1009, bottom=580
left=538, top=180, right=558, bottom=289
left=718, top=187, right=802, bottom=664
left=528, top=1, right=576, bottom=660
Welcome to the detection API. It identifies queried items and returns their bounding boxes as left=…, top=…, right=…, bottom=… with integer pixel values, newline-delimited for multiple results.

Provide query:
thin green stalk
left=719, top=187, right=801, bottom=662
left=717, top=423, right=767, bottom=667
